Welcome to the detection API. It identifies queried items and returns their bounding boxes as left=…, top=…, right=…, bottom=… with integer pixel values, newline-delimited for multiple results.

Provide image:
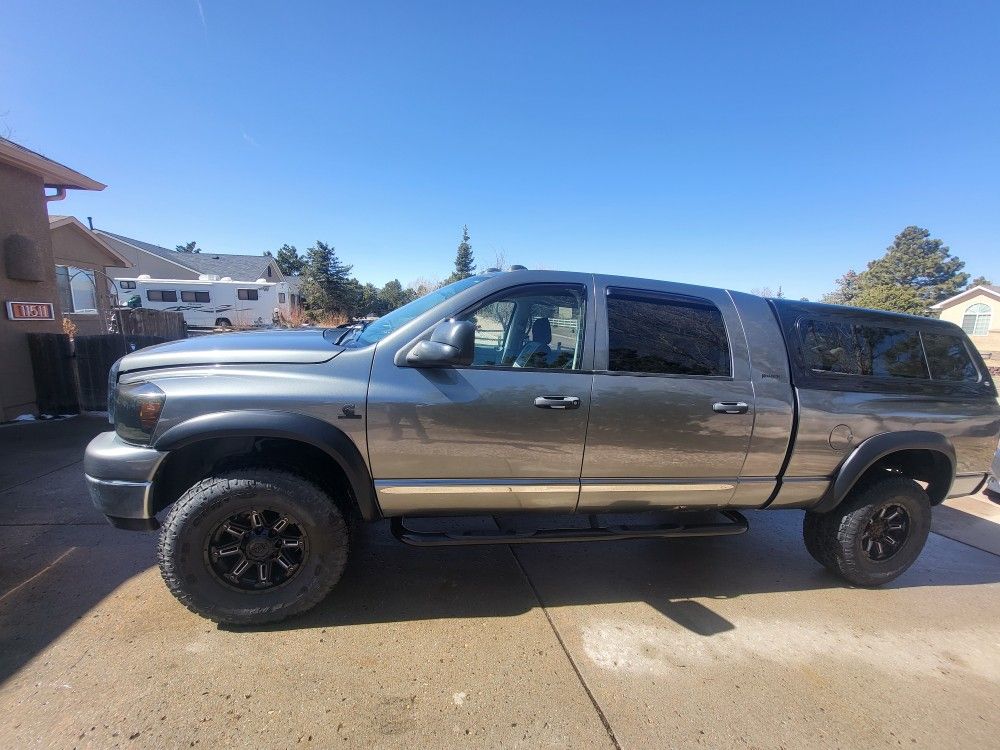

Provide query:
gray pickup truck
left=85, top=270, right=1000, bottom=624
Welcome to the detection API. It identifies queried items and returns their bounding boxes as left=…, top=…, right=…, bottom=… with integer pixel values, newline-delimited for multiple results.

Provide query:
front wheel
left=802, top=476, right=931, bottom=587
left=158, top=469, right=349, bottom=625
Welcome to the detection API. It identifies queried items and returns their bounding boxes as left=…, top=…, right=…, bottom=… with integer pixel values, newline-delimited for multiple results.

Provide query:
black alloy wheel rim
left=205, top=508, right=308, bottom=591
left=861, top=503, right=910, bottom=562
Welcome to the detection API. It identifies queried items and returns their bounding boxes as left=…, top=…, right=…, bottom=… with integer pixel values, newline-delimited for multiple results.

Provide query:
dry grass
left=274, top=306, right=310, bottom=328
left=307, top=311, right=350, bottom=328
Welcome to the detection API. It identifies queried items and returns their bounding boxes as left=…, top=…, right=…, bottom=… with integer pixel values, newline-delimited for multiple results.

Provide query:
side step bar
left=390, top=511, right=749, bottom=548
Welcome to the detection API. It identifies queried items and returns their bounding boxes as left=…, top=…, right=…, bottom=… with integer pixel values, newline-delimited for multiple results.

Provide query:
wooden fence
left=26, top=334, right=80, bottom=415
left=111, top=307, right=187, bottom=339
left=26, top=309, right=187, bottom=414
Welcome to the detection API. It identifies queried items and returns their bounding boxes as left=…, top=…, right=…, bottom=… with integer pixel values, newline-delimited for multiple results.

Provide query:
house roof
left=95, top=230, right=281, bottom=281
left=930, top=284, right=1000, bottom=310
left=49, top=216, right=131, bottom=267
left=0, top=137, right=105, bottom=190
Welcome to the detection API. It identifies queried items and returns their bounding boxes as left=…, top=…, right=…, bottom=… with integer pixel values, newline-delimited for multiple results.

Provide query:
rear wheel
left=215, top=317, right=232, bottom=328
left=802, top=476, right=931, bottom=587
left=158, top=468, right=349, bottom=625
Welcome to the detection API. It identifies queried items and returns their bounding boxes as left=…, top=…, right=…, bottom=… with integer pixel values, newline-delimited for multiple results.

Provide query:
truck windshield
left=345, top=275, right=491, bottom=347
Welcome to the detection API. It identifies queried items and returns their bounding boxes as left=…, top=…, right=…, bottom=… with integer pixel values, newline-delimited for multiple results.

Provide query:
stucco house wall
left=935, top=289, right=1000, bottom=364
left=0, top=162, right=65, bottom=421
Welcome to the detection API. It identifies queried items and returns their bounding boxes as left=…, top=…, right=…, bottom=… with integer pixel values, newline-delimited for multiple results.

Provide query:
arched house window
left=962, top=303, right=991, bottom=336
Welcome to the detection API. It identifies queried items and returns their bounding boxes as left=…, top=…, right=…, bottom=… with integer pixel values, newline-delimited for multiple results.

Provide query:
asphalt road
left=1, top=416, right=998, bottom=748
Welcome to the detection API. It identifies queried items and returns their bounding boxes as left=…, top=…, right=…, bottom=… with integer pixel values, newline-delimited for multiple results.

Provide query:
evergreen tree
left=274, top=244, right=305, bottom=276
left=446, top=225, right=475, bottom=283
left=860, top=226, right=968, bottom=311
left=851, top=284, right=926, bottom=316
left=300, top=241, right=353, bottom=314
left=821, top=270, right=862, bottom=305
left=383, top=279, right=416, bottom=312
left=175, top=241, right=200, bottom=253
left=970, top=275, right=992, bottom=288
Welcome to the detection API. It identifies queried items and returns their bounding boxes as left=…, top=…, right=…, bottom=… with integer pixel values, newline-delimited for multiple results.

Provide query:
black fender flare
left=812, top=430, right=956, bottom=513
left=154, top=410, right=380, bottom=521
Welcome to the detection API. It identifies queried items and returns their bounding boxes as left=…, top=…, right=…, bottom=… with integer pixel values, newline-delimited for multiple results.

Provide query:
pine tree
left=175, top=241, right=200, bottom=254
left=860, top=226, right=968, bottom=311
left=851, top=284, right=926, bottom=315
left=300, top=241, right=353, bottom=314
left=821, top=270, right=862, bottom=305
left=274, top=244, right=304, bottom=276
left=446, top=225, right=475, bottom=283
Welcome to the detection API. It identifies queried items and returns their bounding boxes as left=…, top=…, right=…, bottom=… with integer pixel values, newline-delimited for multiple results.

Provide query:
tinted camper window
left=147, top=290, right=177, bottom=302
left=922, top=333, right=978, bottom=382
left=801, top=321, right=927, bottom=379
left=238, top=289, right=259, bottom=301
left=181, top=291, right=210, bottom=302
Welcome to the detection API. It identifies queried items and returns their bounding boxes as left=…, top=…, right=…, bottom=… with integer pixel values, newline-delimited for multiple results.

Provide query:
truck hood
left=117, top=329, right=344, bottom=373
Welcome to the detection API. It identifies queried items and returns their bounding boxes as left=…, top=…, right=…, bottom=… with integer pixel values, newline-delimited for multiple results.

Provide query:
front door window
left=462, top=285, right=585, bottom=370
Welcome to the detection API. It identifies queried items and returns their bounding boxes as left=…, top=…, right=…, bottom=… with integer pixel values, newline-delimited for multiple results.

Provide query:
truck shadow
left=241, top=509, right=1000, bottom=635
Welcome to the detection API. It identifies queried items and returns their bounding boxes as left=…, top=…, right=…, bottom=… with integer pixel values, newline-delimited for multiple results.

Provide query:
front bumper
left=84, top=431, right=167, bottom=530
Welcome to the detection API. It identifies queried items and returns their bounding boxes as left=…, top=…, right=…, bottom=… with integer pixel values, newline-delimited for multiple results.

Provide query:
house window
left=147, top=290, right=178, bottom=302
left=55, top=265, right=97, bottom=314
left=278, top=293, right=286, bottom=303
left=962, top=303, right=991, bottom=336
left=119, top=280, right=136, bottom=290
left=181, top=291, right=211, bottom=302
left=238, top=288, right=259, bottom=301
left=267, top=266, right=273, bottom=278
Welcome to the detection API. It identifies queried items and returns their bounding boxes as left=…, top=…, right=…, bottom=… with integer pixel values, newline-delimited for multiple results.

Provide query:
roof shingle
left=96, top=230, right=279, bottom=281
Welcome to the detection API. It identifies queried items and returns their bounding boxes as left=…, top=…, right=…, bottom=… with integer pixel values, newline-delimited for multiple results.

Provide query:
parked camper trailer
left=114, top=275, right=292, bottom=329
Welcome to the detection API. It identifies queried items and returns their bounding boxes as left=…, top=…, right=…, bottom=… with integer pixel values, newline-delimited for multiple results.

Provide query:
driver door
left=366, top=282, right=595, bottom=515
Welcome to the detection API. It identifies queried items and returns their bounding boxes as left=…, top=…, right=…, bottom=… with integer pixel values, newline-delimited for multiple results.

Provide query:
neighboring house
left=0, top=137, right=104, bottom=421
left=931, top=285, right=1000, bottom=365
left=49, top=216, right=132, bottom=335
left=283, top=275, right=305, bottom=310
left=96, top=230, right=283, bottom=284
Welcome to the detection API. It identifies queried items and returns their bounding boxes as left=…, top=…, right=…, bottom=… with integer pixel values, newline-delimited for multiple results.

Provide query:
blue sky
left=3, top=1, right=998, bottom=299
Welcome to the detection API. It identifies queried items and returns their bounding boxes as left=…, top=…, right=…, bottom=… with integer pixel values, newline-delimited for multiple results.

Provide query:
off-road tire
left=802, top=475, right=931, bottom=587
left=158, top=468, right=349, bottom=625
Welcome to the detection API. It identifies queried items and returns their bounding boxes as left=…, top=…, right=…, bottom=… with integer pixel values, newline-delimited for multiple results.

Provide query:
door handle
left=712, top=401, right=749, bottom=414
left=534, top=396, right=581, bottom=410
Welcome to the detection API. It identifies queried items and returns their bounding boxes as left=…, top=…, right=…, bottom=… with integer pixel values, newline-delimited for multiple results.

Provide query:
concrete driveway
left=1, top=416, right=998, bottom=748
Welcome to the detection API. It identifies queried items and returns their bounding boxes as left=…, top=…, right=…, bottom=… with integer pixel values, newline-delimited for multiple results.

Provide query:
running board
left=390, top=511, right=749, bottom=547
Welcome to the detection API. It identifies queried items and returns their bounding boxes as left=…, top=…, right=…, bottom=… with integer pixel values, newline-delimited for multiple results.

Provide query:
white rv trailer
left=114, top=275, right=292, bottom=329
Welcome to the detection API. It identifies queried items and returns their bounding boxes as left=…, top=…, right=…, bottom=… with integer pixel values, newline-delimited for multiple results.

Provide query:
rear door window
left=922, top=333, right=979, bottom=382
left=606, top=292, right=731, bottom=376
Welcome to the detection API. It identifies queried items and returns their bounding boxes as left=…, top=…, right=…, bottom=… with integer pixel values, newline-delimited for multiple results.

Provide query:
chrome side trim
left=378, top=481, right=577, bottom=495
left=576, top=477, right=739, bottom=510
left=374, top=479, right=580, bottom=516
left=580, top=482, right=736, bottom=493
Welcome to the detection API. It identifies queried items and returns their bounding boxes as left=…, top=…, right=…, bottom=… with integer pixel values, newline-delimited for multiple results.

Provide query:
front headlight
left=114, top=382, right=166, bottom=445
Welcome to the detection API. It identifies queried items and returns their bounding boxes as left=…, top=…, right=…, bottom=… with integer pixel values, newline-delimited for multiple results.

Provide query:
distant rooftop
left=96, top=229, right=280, bottom=281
